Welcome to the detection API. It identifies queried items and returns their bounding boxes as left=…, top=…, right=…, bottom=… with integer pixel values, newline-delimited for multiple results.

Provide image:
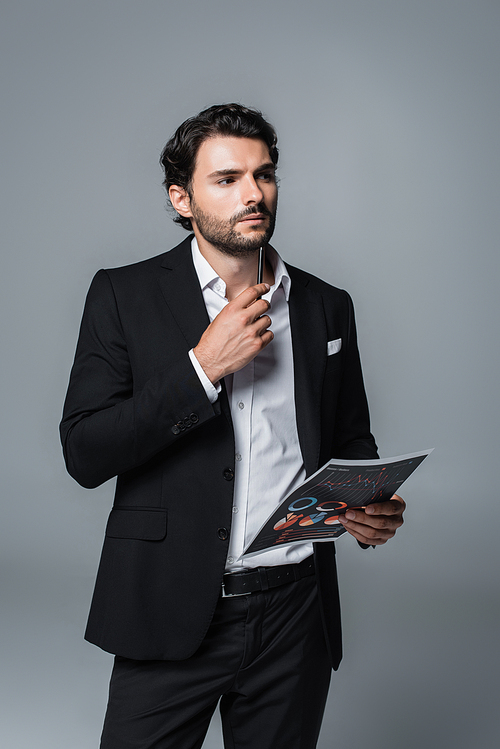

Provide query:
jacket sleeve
left=60, top=270, right=219, bottom=489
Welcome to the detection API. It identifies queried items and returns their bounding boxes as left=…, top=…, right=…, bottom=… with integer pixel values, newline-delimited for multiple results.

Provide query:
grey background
left=1, top=1, right=499, bottom=747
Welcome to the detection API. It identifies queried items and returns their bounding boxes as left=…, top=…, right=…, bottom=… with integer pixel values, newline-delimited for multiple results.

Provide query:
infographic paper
left=243, top=450, right=432, bottom=557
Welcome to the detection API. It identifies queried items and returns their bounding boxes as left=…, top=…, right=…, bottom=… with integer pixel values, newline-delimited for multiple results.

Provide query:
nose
left=241, top=175, right=263, bottom=206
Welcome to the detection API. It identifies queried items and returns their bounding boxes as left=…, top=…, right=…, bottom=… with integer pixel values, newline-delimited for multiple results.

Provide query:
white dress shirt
left=189, top=237, right=313, bottom=571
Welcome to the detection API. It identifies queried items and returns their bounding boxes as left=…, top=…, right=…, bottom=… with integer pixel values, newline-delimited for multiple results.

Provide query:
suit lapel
left=158, top=236, right=210, bottom=349
left=287, top=266, right=327, bottom=476
left=157, top=236, right=233, bottom=424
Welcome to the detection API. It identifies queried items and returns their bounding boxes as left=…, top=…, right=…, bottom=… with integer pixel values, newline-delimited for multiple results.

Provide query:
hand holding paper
left=243, top=451, right=432, bottom=557
left=338, top=494, right=406, bottom=545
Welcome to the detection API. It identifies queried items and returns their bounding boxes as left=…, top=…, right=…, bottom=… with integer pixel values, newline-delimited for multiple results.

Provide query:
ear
left=169, top=185, right=192, bottom=218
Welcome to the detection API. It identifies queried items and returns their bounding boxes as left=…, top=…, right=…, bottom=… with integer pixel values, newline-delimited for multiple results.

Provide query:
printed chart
left=243, top=450, right=432, bottom=556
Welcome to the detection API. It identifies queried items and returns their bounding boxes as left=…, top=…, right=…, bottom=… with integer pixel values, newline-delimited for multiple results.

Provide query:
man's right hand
left=193, top=283, right=273, bottom=384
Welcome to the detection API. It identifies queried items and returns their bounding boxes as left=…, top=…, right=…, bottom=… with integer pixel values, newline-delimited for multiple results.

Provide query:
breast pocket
left=325, top=351, right=342, bottom=375
left=327, top=338, right=342, bottom=356
left=105, top=507, right=168, bottom=541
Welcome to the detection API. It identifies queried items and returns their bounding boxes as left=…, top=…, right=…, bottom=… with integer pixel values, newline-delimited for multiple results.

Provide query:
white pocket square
left=327, top=338, right=342, bottom=355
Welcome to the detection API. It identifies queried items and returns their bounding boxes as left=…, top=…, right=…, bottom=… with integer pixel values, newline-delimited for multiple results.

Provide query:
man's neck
left=194, top=233, right=275, bottom=301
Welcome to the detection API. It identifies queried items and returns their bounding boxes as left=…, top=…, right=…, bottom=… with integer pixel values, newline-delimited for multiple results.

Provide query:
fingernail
left=345, top=511, right=355, bottom=520
left=365, top=505, right=374, bottom=514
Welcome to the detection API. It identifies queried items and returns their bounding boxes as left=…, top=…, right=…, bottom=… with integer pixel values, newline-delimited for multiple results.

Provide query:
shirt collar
left=191, top=236, right=291, bottom=301
left=267, top=245, right=291, bottom=301
left=191, top=236, right=222, bottom=293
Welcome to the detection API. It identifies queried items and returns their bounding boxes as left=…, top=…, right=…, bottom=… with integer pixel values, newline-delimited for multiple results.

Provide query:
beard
left=190, top=200, right=276, bottom=258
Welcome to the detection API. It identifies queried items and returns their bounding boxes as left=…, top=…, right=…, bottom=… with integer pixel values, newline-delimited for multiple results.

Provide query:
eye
left=257, top=172, right=275, bottom=182
left=217, top=177, right=235, bottom=185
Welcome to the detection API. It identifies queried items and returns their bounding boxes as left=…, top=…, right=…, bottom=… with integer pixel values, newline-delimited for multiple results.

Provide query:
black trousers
left=100, top=575, right=332, bottom=749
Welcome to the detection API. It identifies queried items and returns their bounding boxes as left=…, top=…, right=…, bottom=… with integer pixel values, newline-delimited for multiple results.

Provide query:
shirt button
left=235, top=453, right=242, bottom=461
left=218, top=527, right=229, bottom=541
left=238, top=401, right=244, bottom=410
left=227, top=556, right=234, bottom=564
left=232, top=506, right=239, bottom=514
left=223, top=468, right=234, bottom=481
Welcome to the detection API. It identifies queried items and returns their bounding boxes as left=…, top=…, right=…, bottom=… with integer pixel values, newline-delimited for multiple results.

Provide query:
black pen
left=257, top=246, right=264, bottom=285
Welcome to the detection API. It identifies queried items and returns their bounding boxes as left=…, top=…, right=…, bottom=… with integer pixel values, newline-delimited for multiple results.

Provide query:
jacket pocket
left=325, top=352, right=342, bottom=374
left=105, top=507, right=167, bottom=541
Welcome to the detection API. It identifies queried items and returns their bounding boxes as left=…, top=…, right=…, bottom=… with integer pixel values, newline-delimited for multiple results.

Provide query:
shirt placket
left=225, top=359, right=255, bottom=568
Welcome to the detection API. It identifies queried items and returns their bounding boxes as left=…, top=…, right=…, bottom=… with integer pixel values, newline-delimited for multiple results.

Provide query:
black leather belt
left=221, top=556, right=315, bottom=597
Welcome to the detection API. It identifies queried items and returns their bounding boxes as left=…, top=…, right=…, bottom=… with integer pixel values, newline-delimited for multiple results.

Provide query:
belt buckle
left=221, top=571, right=252, bottom=598
left=221, top=583, right=248, bottom=598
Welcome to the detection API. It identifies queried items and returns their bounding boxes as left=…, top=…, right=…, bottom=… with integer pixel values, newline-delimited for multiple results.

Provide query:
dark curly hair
left=160, top=103, right=279, bottom=231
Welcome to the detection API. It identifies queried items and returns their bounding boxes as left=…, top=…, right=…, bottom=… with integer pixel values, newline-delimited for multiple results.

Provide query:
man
left=60, top=103, right=405, bottom=749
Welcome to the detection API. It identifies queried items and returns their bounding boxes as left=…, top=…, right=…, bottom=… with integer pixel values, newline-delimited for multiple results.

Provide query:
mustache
left=231, top=204, right=273, bottom=225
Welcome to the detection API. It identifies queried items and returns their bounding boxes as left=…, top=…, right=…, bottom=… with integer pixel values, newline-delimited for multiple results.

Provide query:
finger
left=259, top=329, right=274, bottom=347
left=338, top=516, right=398, bottom=544
left=340, top=509, right=403, bottom=530
left=249, top=299, right=272, bottom=321
left=253, top=314, right=272, bottom=335
left=251, top=282, right=271, bottom=301
left=342, top=523, right=393, bottom=546
left=365, top=496, right=405, bottom=516
left=235, top=283, right=271, bottom=308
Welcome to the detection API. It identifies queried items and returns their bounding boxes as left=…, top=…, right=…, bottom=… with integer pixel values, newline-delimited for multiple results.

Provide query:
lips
left=239, top=214, right=266, bottom=223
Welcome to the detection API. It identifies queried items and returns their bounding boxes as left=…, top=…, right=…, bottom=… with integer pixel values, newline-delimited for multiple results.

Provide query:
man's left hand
left=338, top=495, right=405, bottom=546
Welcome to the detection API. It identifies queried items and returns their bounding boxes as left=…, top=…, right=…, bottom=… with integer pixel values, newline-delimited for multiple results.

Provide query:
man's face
left=186, top=136, right=278, bottom=258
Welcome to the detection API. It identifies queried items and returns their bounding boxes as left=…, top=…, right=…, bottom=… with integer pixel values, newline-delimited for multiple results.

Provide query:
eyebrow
left=207, top=162, right=276, bottom=179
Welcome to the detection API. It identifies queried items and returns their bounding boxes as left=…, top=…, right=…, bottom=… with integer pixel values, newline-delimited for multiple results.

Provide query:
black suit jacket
left=60, top=236, right=378, bottom=670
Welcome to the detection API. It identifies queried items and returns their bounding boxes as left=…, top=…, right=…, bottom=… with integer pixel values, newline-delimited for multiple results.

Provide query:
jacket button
left=218, top=527, right=229, bottom=540
left=171, top=425, right=180, bottom=435
left=183, top=417, right=192, bottom=428
left=190, top=413, right=199, bottom=424
left=177, top=421, right=186, bottom=432
left=223, top=468, right=234, bottom=481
